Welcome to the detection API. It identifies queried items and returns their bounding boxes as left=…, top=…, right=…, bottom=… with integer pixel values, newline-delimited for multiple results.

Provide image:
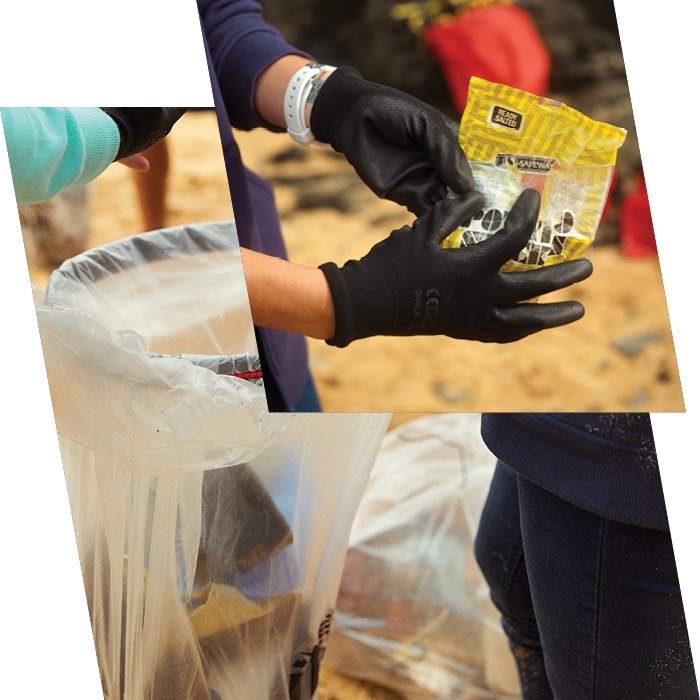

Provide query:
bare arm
left=253, top=54, right=311, bottom=128
left=241, top=248, right=335, bottom=340
left=248, top=57, right=339, bottom=339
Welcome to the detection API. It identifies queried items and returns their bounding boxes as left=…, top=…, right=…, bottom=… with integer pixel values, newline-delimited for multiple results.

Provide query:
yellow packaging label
left=442, top=77, right=627, bottom=270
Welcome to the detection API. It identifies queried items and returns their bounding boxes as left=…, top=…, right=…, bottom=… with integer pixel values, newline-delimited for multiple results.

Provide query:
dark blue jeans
left=474, top=461, right=698, bottom=699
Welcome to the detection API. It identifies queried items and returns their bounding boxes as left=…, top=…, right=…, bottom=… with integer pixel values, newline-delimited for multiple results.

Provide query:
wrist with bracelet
left=284, top=63, right=337, bottom=145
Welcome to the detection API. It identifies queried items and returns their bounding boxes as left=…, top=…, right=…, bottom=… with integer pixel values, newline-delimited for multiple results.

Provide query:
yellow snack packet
left=442, top=77, right=627, bottom=270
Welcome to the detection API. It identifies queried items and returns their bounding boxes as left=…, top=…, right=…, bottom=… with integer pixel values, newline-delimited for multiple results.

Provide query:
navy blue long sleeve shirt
left=198, top=0, right=312, bottom=409
left=481, top=413, right=668, bottom=531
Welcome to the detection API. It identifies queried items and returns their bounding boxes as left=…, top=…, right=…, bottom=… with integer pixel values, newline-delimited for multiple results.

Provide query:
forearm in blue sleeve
left=198, top=0, right=312, bottom=131
left=0, top=107, right=119, bottom=205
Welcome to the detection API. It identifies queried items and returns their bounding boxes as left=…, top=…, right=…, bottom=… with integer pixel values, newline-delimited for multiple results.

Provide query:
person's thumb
left=466, top=189, right=541, bottom=269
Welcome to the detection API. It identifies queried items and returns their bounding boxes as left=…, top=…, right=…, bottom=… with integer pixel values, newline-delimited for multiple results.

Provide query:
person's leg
left=132, top=138, right=170, bottom=232
left=255, top=327, right=322, bottom=412
left=291, top=373, right=322, bottom=412
left=475, top=462, right=554, bottom=699
left=259, top=356, right=322, bottom=413
left=518, top=476, right=698, bottom=699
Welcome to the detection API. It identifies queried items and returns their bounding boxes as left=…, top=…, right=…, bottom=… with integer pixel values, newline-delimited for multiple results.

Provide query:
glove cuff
left=102, top=107, right=153, bottom=160
left=320, top=251, right=399, bottom=347
left=308, top=66, right=367, bottom=145
left=101, top=108, right=187, bottom=160
left=284, top=63, right=337, bottom=145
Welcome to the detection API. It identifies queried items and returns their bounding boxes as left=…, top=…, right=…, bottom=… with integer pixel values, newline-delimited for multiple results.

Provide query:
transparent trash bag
left=36, top=221, right=390, bottom=699
left=324, top=414, right=520, bottom=700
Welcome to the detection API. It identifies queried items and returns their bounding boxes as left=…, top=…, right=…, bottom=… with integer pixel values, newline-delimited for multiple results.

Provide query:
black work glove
left=310, top=66, right=472, bottom=216
left=320, top=189, right=593, bottom=348
left=100, top=107, right=188, bottom=160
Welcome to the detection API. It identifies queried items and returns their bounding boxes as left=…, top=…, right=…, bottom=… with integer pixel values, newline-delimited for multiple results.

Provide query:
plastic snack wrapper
left=324, top=414, right=520, bottom=700
left=37, top=221, right=390, bottom=699
left=442, top=77, right=627, bottom=270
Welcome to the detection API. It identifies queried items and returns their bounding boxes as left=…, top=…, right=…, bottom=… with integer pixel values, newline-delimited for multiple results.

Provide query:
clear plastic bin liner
left=36, top=221, right=391, bottom=699
left=325, top=414, right=520, bottom=700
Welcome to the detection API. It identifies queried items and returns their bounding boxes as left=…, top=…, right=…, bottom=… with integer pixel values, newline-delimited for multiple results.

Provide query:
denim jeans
left=475, top=461, right=698, bottom=699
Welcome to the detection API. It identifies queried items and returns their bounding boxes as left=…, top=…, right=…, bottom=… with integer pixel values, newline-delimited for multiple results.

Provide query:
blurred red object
left=423, top=4, right=551, bottom=113
left=619, top=171, right=657, bottom=258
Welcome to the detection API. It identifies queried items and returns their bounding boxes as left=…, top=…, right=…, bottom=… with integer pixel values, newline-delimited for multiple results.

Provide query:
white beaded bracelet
left=284, top=63, right=336, bottom=145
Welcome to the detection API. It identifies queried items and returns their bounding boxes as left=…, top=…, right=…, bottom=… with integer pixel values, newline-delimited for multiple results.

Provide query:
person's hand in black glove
left=319, top=189, right=593, bottom=347
left=100, top=108, right=188, bottom=160
left=310, top=66, right=472, bottom=216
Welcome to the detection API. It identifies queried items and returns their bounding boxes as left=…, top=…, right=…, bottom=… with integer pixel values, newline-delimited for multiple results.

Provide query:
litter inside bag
left=38, top=221, right=390, bottom=699
left=443, top=77, right=627, bottom=270
left=324, top=414, right=520, bottom=700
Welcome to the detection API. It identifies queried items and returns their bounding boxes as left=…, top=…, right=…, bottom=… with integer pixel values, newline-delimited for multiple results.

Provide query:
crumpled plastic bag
left=443, top=77, right=627, bottom=271
left=325, top=414, right=520, bottom=700
left=37, top=221, right=390, bottom=699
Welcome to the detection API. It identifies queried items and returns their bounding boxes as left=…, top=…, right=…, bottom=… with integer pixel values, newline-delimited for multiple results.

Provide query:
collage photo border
left=0, top=0, right=697, bottom=695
